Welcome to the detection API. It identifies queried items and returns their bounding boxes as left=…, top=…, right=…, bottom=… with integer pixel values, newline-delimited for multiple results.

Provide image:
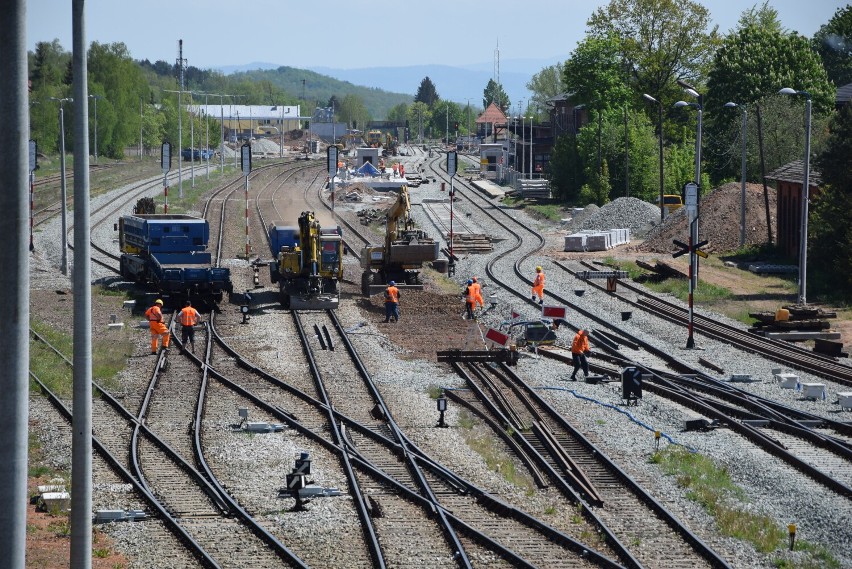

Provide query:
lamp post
left=642, top=94, right=665, bottom=222
left=466, top=98, right=471, bottom=152
left=674, top=97, right=702, bottom=349
left=779, top=88, right=812, bottom=306
left=49, top=97, right=72, bottom=275
left=724, top=102, right=748, bottom=248
left=88, top=94, right=102, bottom=164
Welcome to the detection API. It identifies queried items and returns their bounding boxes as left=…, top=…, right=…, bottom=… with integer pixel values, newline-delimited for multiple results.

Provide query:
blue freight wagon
left=117, top=214, right=233, bottom=304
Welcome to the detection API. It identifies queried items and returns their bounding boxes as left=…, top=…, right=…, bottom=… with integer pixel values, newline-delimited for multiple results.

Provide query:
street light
left=779, top=87, right=812, bottom=306
left=88, top=95, right=102, bottom=164
left=724, top=102, right=748, bottom=248
left=642, top=94, right=665, bottom=222
left=49, top=97, right=73, bottom=275
left=674, top=96, right=702, bottom=349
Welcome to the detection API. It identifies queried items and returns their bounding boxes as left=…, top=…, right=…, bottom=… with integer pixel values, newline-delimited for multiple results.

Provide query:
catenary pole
left=0, top=2, right=30, bottom=566
left=71, top=1, right=93, bottom=566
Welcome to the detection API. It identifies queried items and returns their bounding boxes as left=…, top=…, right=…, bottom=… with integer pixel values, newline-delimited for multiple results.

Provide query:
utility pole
left=71, top=1, right=94, bottom=565
left=1, top=4, right=31, bottom=565
left=176, top=39, right=187, bottom=197
left=88, top=94, right=102, bottom=163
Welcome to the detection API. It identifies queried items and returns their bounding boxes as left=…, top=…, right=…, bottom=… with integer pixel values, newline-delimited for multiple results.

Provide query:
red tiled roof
left=476, top=102, right=506, bottom=124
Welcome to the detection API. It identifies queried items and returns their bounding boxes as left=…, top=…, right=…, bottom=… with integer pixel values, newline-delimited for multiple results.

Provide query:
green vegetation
left=456, top=410, right=535, bottom=493
left=773, top=540, right=841, bottom=569
left=652, top=447, right=837, bottom=565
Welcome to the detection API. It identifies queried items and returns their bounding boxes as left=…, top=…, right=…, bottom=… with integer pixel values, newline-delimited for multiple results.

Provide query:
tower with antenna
left=494, top=40, right=501, bottom=110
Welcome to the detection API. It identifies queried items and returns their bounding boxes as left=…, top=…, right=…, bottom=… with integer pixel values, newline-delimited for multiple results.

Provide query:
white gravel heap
left=571, top=196, right=661, bottom=238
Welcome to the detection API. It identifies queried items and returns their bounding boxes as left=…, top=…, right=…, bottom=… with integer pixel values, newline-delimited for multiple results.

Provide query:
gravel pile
left=568, top=196, right=662, bottom=238
left=638, top=183, right=777, bottom=253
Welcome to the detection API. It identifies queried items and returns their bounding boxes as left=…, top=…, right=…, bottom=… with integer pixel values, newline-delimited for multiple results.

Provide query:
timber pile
left=634, top=259, right=688, bottom=282
left=749, top=305, right=837, bottom=333
left=446, top=233, right=493, bottom=254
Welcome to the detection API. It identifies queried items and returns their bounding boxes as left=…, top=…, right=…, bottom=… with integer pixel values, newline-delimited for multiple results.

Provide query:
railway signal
left=672, top=236, right=708, bottom=349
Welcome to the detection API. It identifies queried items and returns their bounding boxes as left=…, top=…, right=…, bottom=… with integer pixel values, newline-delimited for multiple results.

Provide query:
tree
left=482, top=79, right=509, bottom=112
left=736, top=1, right=785, bottom=34
left=587, top=0, right=719, bottom=101
left=407, top=102, right=431, bottom=142
left=705, top=12, right=834, bottom=182
left=386, top=103, right=409, bottom=124
left=87, top=42, right=149, bottom=158
left=548, top=133, right=585, bottom=203
left=810, top=104, right=852, bottom=298
left=813, top=5, right=852, bottom=87
left=562, top=34, right=632, bottom=114
left=338, top=94, right=370, bottom=132
left=527, top=64, right=564, bottom=116
left=414, top=77, right=439, bottom=106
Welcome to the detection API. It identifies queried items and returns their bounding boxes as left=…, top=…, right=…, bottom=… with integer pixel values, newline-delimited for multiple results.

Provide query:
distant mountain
left=215, top=56, right=571, bottom=116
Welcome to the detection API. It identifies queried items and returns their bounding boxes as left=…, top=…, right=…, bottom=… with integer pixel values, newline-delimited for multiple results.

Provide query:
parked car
left=182, top=148, right=214, bottom=161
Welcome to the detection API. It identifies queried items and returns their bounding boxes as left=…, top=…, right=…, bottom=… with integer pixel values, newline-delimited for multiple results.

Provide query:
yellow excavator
left=268, top=211, right=343, bottom=309
left=360, top=185, right=439, bottom=295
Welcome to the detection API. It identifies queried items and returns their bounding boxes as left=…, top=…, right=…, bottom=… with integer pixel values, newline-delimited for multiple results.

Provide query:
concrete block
left=801, top=383, right=825, bottom=400
left=838, top=392, right=852, bottom=411
left=564, top=234, right=586, bottom=252
left=777, top=373, right=798, bottom=389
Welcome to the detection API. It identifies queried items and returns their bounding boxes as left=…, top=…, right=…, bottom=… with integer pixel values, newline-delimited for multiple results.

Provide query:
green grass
left=772, top=540, right=841, bottom=569
left=651, top=447, right=837, bottom=564
left=526, top=203, right=564, bottom=221
left=456, top=410, right=535, bottom=492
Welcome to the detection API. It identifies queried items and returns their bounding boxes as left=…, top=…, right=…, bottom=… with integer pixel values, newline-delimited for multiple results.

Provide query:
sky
left=27, top=0, right=847, bottom=72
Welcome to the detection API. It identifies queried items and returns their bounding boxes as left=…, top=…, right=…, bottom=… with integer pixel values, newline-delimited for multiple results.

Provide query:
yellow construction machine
left=268, top=211, right=343, bottom=309
left=360, top=185, right=439, bottom=295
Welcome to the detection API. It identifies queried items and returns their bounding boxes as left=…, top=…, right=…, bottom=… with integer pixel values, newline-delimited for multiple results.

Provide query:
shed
left=766, top=160, right=821, bottom=258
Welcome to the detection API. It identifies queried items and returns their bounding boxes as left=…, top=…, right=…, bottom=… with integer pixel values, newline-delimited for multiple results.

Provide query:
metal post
left=740, top=108, right=747, bottom=247
left=88, top=94, right=101, bottom=163
left=529, top=115, right=534, bottom=180
left=139, top=98, right=143, bottom=161
left=624, top=106, right=629, bottom=196
left=686, top=219, right=696, bottom=349
left=220, top=95, right=225, bottom=173
left=53, top=98, right=71, bottom=275
left=643, top=94, right=665, bottom=222
left=0, top=3, right=30, bottom=565
left=800, top=97, right=812, bottom=305
left=204, top=93, right=210, bottom=179
left=189, top=93, right=195, bottom=188
left=71, top=1, right=93, bottom=565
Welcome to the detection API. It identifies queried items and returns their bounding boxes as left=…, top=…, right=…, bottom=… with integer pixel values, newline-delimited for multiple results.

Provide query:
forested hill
left=229, top=66, right=413, bottom=118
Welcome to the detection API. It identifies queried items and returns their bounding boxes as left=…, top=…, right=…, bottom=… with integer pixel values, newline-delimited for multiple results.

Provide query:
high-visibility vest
left=145, top=305, right=162, bottom=323
left=179, top=307, right=199, bottom=327
left=385, top=286, right=399, bottom=303
left=533, top=271, right=545, bottom=288
left=571, top=332, right=589, bottom=354
left=464, top=286, right=475, bottom=304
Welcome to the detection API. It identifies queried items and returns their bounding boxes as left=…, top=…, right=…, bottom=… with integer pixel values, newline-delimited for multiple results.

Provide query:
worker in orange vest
left=383, top=281, right=400, bottom=323
left=462, top=279, right=476, bottom=320
left=145, top=299, right=170, bottom=354
left=569, top=329, right=592, bottom=381
left=178, top=300, right=201, bottom=353
left=471, top=276, right=484, bottom=309
left=531, top=266, right=545, bottom=305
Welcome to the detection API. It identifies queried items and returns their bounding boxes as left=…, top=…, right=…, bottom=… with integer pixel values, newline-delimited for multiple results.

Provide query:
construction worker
left=462, top=279, right=476, bottom=320
left=178, top=300, right=201, bottom=353
left=471, top=276, right=484, bottom=309
left=569, top=329, right=592, bottom=381
left=144, top=299, right=170, bottom=354
left=384, top=280, right=400, bottom=323
left=531, top=266, right=545, bottom=305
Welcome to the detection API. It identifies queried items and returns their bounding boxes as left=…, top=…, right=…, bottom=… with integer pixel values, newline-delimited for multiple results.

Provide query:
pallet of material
left=446, top=233, right=493, bottom=253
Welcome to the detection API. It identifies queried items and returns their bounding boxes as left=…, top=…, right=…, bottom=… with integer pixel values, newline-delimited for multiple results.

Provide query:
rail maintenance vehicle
left=360, top=184, right=439, bottom=295
left=117, top=214, right=233, bottom=305
left=268, top=211, right=344, bottom=309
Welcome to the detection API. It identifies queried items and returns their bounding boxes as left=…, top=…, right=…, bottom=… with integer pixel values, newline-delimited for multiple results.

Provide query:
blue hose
left=540, top=386, right=696, bottom=452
